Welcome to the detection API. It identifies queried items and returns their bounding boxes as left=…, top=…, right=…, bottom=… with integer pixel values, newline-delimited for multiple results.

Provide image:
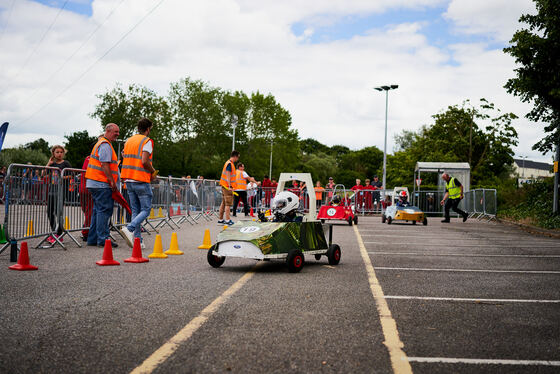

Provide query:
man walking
left=119, top=118, right=157, bottom=248
left=232, top=163, right=256, bottom=217
left=85, top=123, right=120, bottom=247
left=218, top=150, right=240, bottom=225
left=440, top=173, right=468, bottom=223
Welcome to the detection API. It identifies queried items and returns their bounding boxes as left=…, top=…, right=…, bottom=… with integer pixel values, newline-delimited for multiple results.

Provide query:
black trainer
left=463, top=213, right=468, bottom=222
left=441, top=219, right=450, bottom=223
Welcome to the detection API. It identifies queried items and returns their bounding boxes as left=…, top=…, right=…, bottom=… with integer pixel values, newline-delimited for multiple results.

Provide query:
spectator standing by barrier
left=247, top=179, right=258, bottom=210
left=270, top=178, right=278, bottom=198
left=79, top=156, right=93, bottom=241
left=45, top=145, right=72, bottom=244
left=327, top=177, right=335, bottom=199
left=218, top=150, right=239, bottom=225
left=85, top=124, right=120, bottom=247
left=351, top=179, right=363, bottom=211
left=119, top=118, right=157, bottom=248
left=232, top=163, right=256, bottom=217
left=262, top=175, right=272, bottom=206
left=440, top=173, right=468, bottom=223
left=363, top=179, right=374, bottom=212
left=315, top=181, right=325, bottom=207
left=371, top=175, right=382, bottom=212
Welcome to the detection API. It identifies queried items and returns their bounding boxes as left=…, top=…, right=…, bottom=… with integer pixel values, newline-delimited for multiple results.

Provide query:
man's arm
left=101, top=162, right=118, bottom=191
left=460, top=185, right=464, bottom=199
left=141, top=151, right=157, bottom=181
left=440, top=191, right=449, bottom=206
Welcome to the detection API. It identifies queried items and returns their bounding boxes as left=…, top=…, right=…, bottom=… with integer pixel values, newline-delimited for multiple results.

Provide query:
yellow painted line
left=353, top=225, right=412, bottom=374
left=130, top=264, right=260, bottom=374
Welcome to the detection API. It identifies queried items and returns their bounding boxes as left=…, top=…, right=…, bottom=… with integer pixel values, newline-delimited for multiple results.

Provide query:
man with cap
left=440, top=173, right=468, bottom=223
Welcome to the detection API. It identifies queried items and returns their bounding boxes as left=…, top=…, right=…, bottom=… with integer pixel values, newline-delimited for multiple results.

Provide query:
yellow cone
left=157, top=207, right=164, bottom=218
left=198, top=229, right=212, bottom=249
left=64, top=216, right=70, bottom=231
left=148, top=234, right=168, bottom=258
left=26, top=220, right=34, bottom=236
left=121, top=215, right=126, bottom=224
left=165, top=232, right=183, bottom=255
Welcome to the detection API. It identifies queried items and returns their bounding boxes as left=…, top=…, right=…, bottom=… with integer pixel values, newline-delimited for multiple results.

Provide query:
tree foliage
left=64, top=130, right=97, bottom=168
left=0, top=147, right=49, bottom=167
left=503, top=0, right=560, bottom=153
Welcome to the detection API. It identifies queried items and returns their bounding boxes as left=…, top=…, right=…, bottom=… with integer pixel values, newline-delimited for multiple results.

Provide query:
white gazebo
left=413, top=162, right=471, bottom=198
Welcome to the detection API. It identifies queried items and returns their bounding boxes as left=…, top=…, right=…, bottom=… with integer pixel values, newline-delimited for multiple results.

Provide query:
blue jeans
left=87, top=188, right=114, bottom=246
left=126, top=182, right=153, bottom=238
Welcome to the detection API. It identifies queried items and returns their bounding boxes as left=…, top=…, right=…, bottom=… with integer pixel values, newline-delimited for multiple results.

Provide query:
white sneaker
left=119, top=227, right=134, bottom=248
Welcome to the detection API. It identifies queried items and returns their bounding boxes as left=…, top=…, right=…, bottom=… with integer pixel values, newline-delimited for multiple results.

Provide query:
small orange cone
left=198, top=229, right=212, bottom=249
left=169, top=206, right=174, bottom=216
left=8, top=242, right=38, bottom=271
left=177, top=206, right=182, bottom=215
left=249, top=207, right=255, bottom=217
left=124, top=238, right=149, bottom=263
left=96, top=239, right=120, bottom=266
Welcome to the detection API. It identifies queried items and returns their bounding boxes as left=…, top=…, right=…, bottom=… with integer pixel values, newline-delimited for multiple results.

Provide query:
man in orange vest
left=218, top=150, right=240, bottom=225
left=232, top=163, right=256, bottom=217
left=118, top=118, right=157, bottom=248
left=85, top=123, right=120, bottom=248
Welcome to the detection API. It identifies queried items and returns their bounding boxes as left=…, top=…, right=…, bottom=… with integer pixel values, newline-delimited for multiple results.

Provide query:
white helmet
left=271, top=191, right=299, bottom=215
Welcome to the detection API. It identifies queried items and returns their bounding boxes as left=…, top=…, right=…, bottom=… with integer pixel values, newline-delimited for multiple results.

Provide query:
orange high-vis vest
left=85, top=137, right=118, bottom=184
left=219, top=159, right=236, bottom=189
left=121, top=134, right=153, bottom=183
left=234, top=170, right=247, bottom=191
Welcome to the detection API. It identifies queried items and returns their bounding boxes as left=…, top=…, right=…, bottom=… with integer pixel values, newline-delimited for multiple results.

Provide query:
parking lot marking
left=406, top=356, right=560, bottom=366
left=354, top=225, right=412, bottom=374
left=130, top=265, right=260, bottom=374
left=385, top=296, right=560, bottom=303
left=368, top=252, right=560, bottom=258
left=364, top=241, right=560, bottom=248
left=375, top=266, right=560, bottom=274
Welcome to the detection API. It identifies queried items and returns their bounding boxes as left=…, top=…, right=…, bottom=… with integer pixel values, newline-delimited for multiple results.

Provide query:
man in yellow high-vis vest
left=440, top=173, right=468, bottom=223
left=218, top=150, right=240, bottom=225
left=232, top=163, right=256, bottom=217
left=118, top=118, right=157, bottom=248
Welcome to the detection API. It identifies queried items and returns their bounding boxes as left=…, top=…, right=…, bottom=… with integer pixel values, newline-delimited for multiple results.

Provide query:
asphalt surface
left=0, top=214, right=559, bottom=373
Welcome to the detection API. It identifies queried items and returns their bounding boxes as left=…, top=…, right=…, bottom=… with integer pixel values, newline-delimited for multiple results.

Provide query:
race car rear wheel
left=412, top=220, right=417, bottom=225
left=207, top=248, right=225, bottom=268
left=347, top=217, right=353, bottom=226
left=423, top=217, right=428, bottom=226
left=287, top=250, right=304, bottom=273
left=353, top=215, right=358, bottom=225
left=387, top=216, right=392, bottom=224
left=382, top=214, right=386, bottom=223
left=327, top=244, right=341, bottom=265
left=320, top=219, right=325, bottom=224
left=315, top=254, right=322, bottom=261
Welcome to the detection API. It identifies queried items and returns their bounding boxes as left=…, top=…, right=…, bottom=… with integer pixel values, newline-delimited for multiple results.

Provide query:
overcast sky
left=0, top=0, right=552, bottom=163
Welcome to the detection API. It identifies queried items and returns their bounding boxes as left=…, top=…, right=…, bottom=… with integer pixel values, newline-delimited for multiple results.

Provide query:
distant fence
left=412, top=189, right=497, bottom=220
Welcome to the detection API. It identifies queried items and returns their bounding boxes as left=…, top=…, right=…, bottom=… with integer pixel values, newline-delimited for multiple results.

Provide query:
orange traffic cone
left=169, top=206, right=174, bottom=217
left=250, top=207, right=255, bottom=217
left=124, top=238, right=149, bottom=263
left=8, top=242, right=38, bottom=271
left=96, top=239, right=120, bottom=266
left=177, top=206, right=182, bottom=215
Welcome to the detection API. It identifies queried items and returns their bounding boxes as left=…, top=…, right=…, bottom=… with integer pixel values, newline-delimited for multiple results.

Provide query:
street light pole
left=374, top=85, right=398, bottom=192
left=231, top=115, right=238, bottom=151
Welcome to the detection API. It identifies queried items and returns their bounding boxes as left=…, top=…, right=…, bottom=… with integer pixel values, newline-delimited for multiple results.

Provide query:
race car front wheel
left=327, top=244, right=341, bottom=265
left=207, top=249, right=225, bottom=268
left=382, top=214, right=386, bottom=223
left=287, top=250, right=304, bottom=273
left=353, top=216, right=358, bottom=225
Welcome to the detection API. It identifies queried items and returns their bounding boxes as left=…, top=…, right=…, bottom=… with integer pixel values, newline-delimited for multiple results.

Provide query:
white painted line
left=354, top=226, right=412, bottom=374
left=362, top=234, right=559, bottom=242
left=406, top=356, right=560, bottom=366
left=375, top=266, right=560, bottom=274
left=369, top=252, right=560, bottom=258
left=130, top=264, right=261, bottom=374
left=385, top=296, right=560, bottom=303
left=364, top=242, right=560, bottom=248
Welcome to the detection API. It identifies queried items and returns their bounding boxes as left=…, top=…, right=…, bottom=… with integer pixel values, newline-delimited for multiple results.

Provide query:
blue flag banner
left=0, top=122, right=8, bottom=152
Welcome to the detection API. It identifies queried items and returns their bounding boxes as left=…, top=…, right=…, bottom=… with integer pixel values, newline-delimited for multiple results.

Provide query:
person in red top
left=326, top=177, right=335, bottom=199
left=363, top=179, right=375, bottom=212
left=351, top=179, right=364, bottom=212
left=270, top=178, right=278, bottom=199
left=262, top=176, right=272, bottom=207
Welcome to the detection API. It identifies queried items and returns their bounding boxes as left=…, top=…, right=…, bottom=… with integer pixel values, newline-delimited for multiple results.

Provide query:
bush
left=0, top=147, right=49, bottom=167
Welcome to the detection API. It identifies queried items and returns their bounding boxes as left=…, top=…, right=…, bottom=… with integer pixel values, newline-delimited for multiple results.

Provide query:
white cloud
left=0, top=0, right=552, bottom=166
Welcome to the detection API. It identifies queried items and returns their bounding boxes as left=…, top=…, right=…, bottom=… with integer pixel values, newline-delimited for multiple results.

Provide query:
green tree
left=24, top=138, right=50, bottom=157
left=64, top=130, right=97, bottom=168
left=503, top=0, right=560, bottom=153
left=0, top=147, right=49, bottom=167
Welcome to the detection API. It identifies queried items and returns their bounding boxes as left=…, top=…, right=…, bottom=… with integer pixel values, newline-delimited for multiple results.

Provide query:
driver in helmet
left=396, top=190, right=409, bottom=207
left=330, top=194, right=341, bottom=206
left=259, top=191, right=302, bottom=222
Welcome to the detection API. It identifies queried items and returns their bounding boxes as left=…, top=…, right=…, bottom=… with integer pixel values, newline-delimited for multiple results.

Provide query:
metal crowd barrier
left=412, top=189, right=497, bottom=220
left=0, top=164, right=223, bottom=253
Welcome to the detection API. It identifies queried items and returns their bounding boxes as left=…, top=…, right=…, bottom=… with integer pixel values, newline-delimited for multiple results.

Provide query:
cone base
left=198, top=244, right=212, bottom=249
left=164, top=249, right=184, bottom=255
left=96, top=259, right=120, bottom=266
left=8, top=263, right=38, bottom=271
left=148, top=253, right=168, bottom=258
left=124, top=257, right=149, bottom=263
